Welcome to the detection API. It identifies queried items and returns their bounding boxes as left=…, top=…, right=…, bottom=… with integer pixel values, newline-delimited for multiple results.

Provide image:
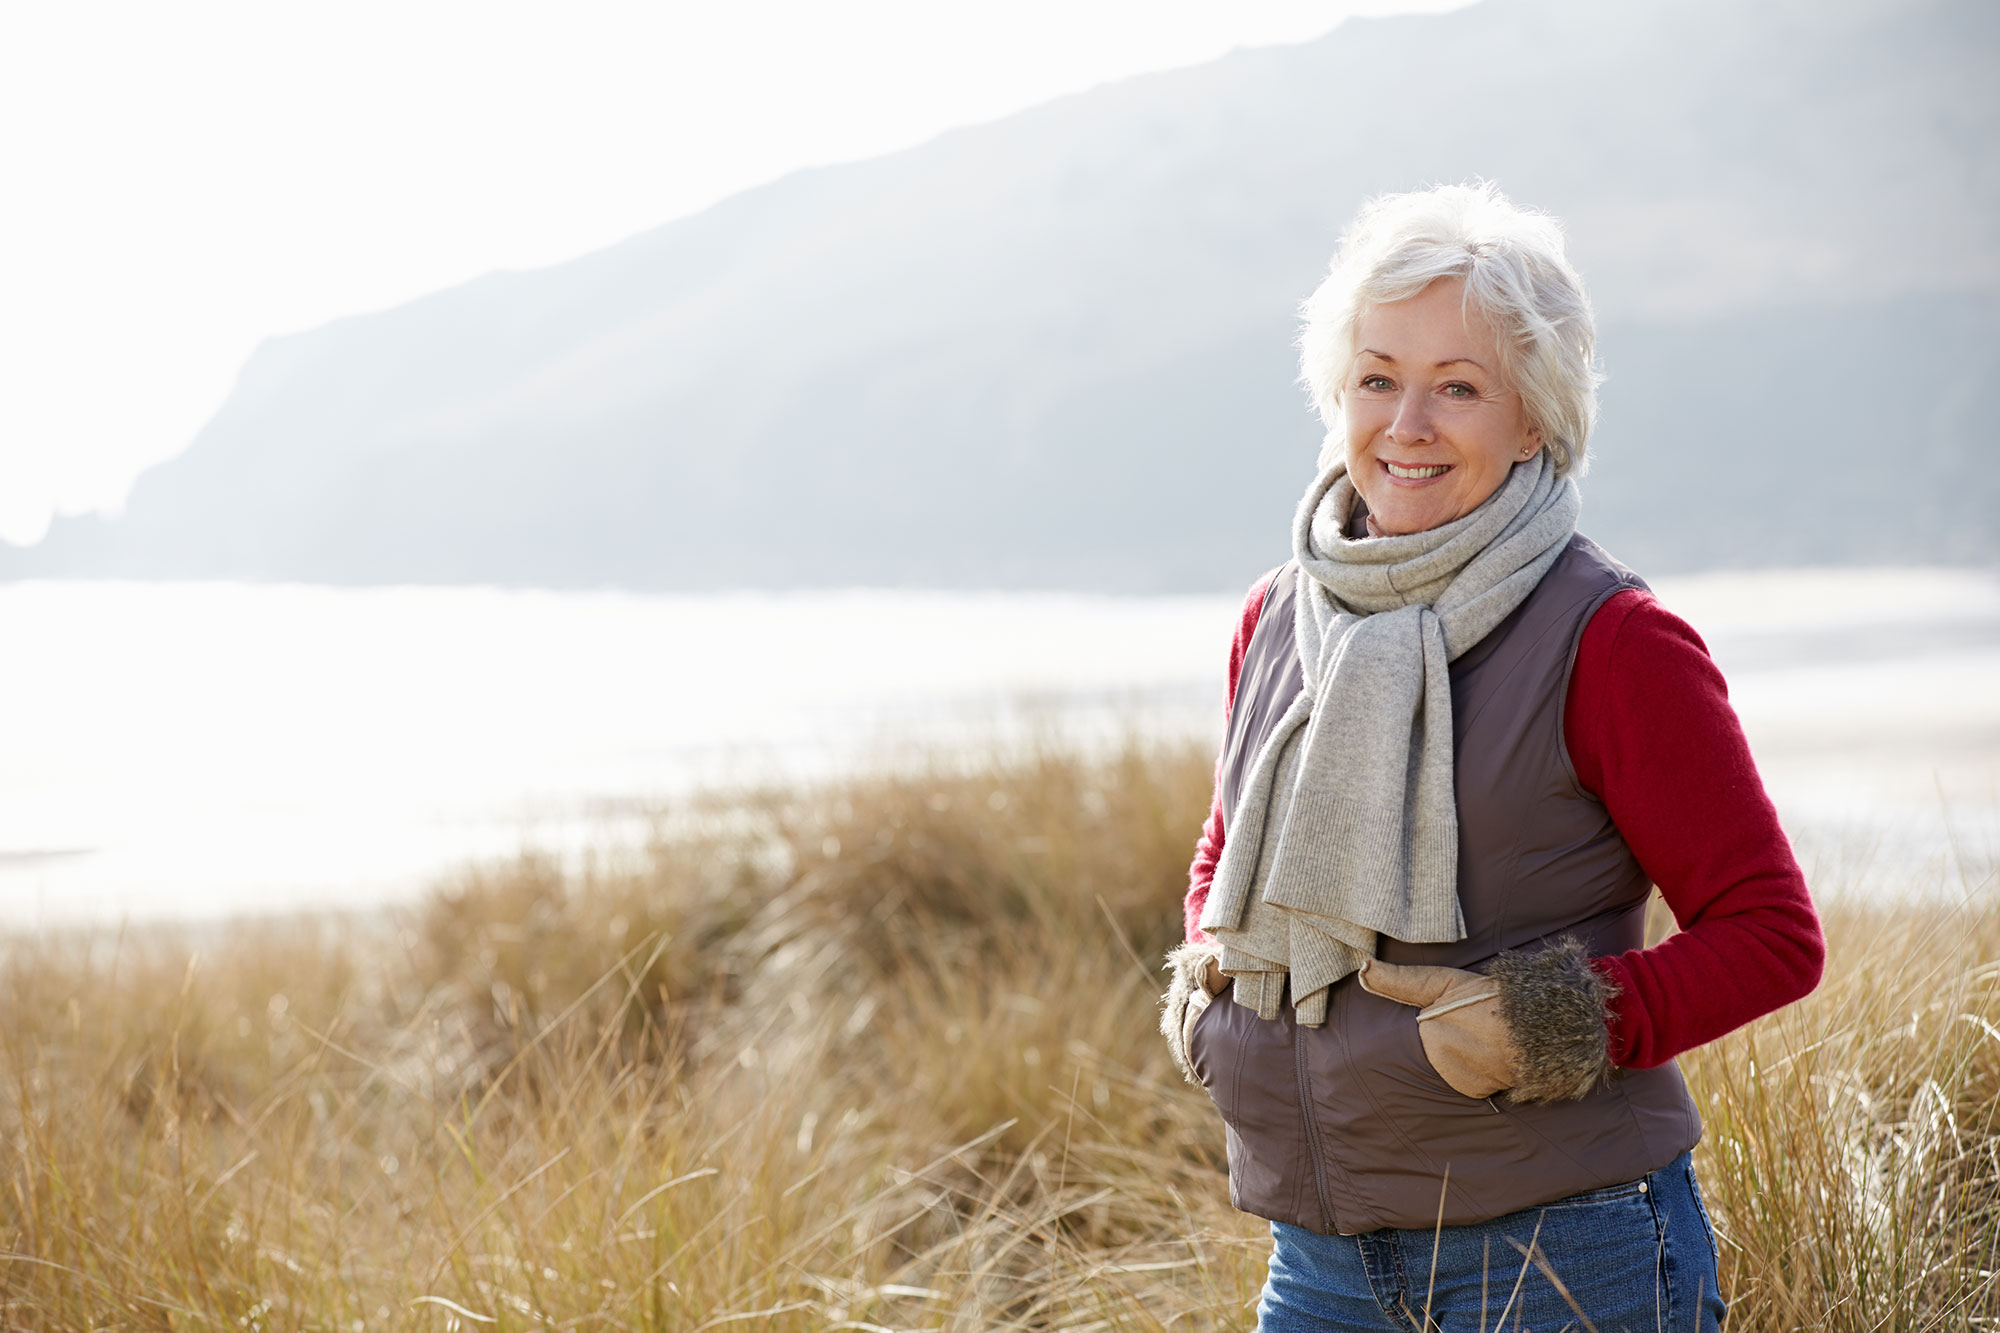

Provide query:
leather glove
left=1358, top=939, right=1620, bottom=1104
left=1358, top=956, right=1516, bottom=1099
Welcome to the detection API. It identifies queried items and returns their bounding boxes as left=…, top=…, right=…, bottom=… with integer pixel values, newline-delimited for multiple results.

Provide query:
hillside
left=10, top=0, right=1997, bottom=590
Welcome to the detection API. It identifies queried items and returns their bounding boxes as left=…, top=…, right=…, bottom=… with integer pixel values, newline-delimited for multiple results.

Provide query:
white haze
left=2, top=570, right=1994, bottom=929
left=0, top=0, right=1471, bottom=546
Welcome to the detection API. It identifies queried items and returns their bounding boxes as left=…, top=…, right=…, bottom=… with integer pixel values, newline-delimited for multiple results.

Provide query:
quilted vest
left=1187, top=533, right=1703, bottom=1234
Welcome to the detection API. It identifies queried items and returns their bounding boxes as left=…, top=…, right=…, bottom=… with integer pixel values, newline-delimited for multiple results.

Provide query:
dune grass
left=1, top=737, right=1995, bottom=1330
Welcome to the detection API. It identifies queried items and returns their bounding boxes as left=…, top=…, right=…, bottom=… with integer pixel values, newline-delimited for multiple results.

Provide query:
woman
left=1160, top=183, right=1824, bottom=1331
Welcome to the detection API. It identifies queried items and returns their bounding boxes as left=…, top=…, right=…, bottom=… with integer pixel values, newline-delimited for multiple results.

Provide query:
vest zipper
left=1293, top=1020, right=1339, bottom=1234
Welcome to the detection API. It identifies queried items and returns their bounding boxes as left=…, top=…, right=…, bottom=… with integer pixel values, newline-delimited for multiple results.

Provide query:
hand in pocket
left=1358, top=957, right=1517, bottom=1099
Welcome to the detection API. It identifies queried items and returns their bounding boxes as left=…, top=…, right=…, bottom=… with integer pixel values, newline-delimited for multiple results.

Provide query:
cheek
left=1340, top=401, right=1388, bottom=455
left=1456, top=445, right=1521, bottom=506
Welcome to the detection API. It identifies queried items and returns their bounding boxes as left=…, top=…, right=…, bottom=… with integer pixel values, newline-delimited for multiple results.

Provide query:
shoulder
left=1565, top=541, right=1721, bottom=724
left=1544, top=533, right=1650, bottom=607
left=1226, top=563, right=1286, bottom=653
left=1221, top=564, right=1288, bottom=714
left=1579, top=587, right=1715, bottom=677
left=1542, top=533, right=1657, bottom=663
left=1241, top=564, right=1285, bottom=633
left=1568, top=585, right=1735, bottom=795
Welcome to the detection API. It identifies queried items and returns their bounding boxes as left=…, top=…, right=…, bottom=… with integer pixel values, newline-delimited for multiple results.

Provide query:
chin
left=1374, top=503, right=1454, bottom=536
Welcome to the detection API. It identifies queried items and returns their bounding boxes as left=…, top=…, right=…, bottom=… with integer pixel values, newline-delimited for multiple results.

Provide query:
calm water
left=3, top=569, right=1996, bottom=927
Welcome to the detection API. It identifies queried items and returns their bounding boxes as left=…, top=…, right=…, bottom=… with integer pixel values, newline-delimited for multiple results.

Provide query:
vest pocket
left=1190, top=992, right=1327, bottom=1229
left=1186, top=987, right=1223, bottom=1091
left=1186, top=994, right=1285, bottom=1136
left=1398, top=1000, right=1489, bottom=1102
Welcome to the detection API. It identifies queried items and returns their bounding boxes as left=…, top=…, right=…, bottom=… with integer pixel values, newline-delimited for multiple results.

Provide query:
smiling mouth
left=1384, top=461, right=1452, bottom=480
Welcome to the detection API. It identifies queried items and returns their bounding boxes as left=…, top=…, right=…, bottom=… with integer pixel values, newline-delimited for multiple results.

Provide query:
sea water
left=2, top=569, right=1994, bottom=928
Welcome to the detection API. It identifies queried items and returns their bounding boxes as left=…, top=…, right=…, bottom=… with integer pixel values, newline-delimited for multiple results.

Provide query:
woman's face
left=1340, top=277, right=1541, bottom=536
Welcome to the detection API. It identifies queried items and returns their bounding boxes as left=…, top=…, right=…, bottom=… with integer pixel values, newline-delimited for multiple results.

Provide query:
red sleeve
left=1565, top=589, right=1826, bottom=1069
left=1184, top=568, right=1280, bottom=944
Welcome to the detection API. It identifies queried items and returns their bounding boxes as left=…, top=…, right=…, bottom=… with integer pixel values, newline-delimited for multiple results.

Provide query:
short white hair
left=1298, top=182, right=1601, bottom=477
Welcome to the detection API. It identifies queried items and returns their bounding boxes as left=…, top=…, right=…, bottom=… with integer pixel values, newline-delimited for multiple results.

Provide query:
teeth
left=1386, top=462, right=1451, bottom=479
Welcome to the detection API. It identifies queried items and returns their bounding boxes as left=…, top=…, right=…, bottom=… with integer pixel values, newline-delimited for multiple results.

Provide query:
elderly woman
left=1160, top=183, right=1824, bottom=1331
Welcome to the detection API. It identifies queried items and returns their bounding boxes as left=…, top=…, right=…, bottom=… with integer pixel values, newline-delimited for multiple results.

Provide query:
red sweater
left=1182, top=572, right=1825, bottom=1070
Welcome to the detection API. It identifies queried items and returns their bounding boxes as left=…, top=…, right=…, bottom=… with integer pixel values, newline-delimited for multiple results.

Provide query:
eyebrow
left=1357, top=348, right=1492, bottom=373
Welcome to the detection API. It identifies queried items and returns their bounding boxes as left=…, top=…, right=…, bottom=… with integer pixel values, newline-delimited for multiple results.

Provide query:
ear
left=1518, top=426, right=1543, bottom=460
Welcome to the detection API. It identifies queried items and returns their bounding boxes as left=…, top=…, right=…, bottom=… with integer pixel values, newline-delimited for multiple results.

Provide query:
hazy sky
left=0, top=0, right=1473, bottom=547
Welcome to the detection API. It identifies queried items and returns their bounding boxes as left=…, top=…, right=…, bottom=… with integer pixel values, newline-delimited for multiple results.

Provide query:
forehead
left=1354, top=278, right=1502, bottom=363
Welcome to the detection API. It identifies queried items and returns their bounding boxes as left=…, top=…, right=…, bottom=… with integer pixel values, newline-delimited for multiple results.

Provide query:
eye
left=1358, top=373, right=1394, bottom=392
left=1441, top=381, right=1479, bottom=399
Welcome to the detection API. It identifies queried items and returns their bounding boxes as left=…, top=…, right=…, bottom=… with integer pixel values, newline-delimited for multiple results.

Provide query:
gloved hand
left=1358, top=956, right=1517, bottom=1099
left=1358, top=939, right=1620, bottom=1104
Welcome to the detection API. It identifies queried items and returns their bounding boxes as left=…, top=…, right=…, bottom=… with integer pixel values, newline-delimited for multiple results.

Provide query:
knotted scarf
left=1197, top=452, right=1580, bottom=1023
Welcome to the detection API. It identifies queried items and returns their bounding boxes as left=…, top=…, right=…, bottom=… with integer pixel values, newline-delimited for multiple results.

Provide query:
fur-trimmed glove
left=1160, top=940, right=1226, bottom=1085
left=1357, top=937, right=1621, bottom=1104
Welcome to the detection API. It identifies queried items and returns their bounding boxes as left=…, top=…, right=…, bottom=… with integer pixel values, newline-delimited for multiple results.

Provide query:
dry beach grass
left=2, top=738, right=1995, bottom=1330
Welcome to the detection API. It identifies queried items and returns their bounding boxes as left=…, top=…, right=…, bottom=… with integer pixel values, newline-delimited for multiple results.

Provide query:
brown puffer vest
left=1187, top=533, right=1702, bottom=1234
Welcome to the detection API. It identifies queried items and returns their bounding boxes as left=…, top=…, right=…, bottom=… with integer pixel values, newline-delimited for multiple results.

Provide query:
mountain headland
left=11, top=0, right=1996, bottom=591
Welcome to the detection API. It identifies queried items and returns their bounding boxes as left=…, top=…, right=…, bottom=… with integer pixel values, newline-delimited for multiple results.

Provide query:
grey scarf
left=1197, top=453, right=1580, bottom=1024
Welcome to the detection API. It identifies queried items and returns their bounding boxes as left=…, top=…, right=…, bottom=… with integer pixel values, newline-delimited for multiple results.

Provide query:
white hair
left=1298, top=182, right=1601, bottom=477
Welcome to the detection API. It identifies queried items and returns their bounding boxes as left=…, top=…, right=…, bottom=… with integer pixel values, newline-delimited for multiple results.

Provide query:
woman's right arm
left=1183, top=568, right=1279, bottom=945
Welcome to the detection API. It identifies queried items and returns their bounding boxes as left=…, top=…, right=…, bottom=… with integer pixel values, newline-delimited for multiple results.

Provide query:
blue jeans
left=1255, top=1151, right=1725, bottom=1331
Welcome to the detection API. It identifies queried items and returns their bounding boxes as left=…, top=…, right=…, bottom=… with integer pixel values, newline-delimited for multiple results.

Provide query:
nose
left=1386, top=390, right=1434, bottom=448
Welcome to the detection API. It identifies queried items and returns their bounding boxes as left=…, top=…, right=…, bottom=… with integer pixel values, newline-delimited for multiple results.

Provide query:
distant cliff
left=10, top=0, right=1997, bottom=591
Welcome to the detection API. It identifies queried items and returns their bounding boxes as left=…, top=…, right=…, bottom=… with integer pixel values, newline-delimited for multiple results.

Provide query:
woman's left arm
left=1566, top=589, right=1827, bottom=1070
